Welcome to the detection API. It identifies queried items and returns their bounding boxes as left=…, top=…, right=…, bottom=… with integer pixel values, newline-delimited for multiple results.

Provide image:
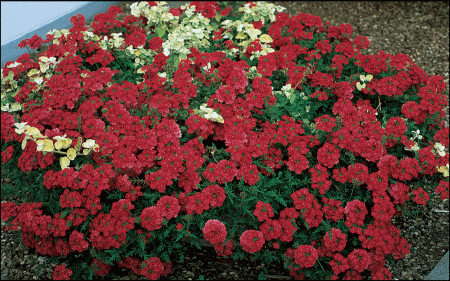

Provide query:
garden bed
left=1, top=1, right=449, bottom=280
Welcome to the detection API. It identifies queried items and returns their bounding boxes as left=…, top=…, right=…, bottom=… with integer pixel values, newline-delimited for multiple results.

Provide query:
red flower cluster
left=156, top=196, right=180, bottom=220
left=53, top=264, right=72, bottom=280
left=259, top=219, right=282, bottom=241
left=347, top=249, right=371, bottom=273
left=118, top=256, right=171, bottom=280
left=189, top=1, right=221, bottom=18
left=140, top=206, right=163, bottom=231
left=412, top=187, right=430, bottom=205
left=214, top=239, right=234, bottom=257
left=344, top=200, right=368, bottom=234
left=91, top=258, right=111, bottom=277
left=253, top=201, right=274, bottom=222
left=291, top=188, right=323, bottom=228
left=286, top=245, right=319, bottom=268
left=202, top=219, right=227, bottom=244
left=69, top=230, right=89, bottom=252
left=18, top=34, right=44, bottom=50
left=181, top=184, right=226, bottom=215
left=319, top=228, right=347, bottom=257
left=321, top=197, right=345, bottom=222
left=435, top=180, right=449, bottom=200
left=240, top=230, right=265, bottom=253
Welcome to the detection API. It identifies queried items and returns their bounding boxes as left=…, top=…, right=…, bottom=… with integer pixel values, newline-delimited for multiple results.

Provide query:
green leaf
left=258, top=272, right=268, bottom=280
left=289, top=93, right=296, bottom=104
left=215, top=12, right=222, bottom=22
left=155, top=27, right=165, bottom=37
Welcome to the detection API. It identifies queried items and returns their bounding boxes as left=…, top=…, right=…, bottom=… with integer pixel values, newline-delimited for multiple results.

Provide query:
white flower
left=7, top=62, right=21, bottom=68
left=1, top=103, right=22, bottom=112
left=82, top=139, right=96, bottom=149
left=14, top=122, right=29, bottom=134
left=163, top=48, right=170, bottom=56
left=434, top=143, right=446, bottom=157
left=204, top=111, right=219, bottom=120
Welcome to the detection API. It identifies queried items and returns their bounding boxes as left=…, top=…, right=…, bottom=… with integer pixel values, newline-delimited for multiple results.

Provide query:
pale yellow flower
left=82, top=139, right=96, bottom=149
left=434, top=143, right=446, bottom=157
left=67, top=148, right=77, bottom=161
left=24, top=127, right=43, bottom=138
left=21, top=136, right=31, bottom=150
left=356, top=82, right=366, bottom=91
left=359, top=74, right=373, bottom=82
left=60, top=157, right=70, bottom=170
left=14, top=122, right=30, bottom=134
left=36, top=139, right=54, bottom=152
left=54, top=136, right=72, bottom=150
left=259, top=34, right=273, bottom=43
left=438, top=164, right=449, bottom=178
left=235, top=32, right=246, bottom=39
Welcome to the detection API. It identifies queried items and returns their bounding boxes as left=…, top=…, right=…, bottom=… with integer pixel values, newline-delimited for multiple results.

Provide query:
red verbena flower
left=240, top=230, right=265, bottom=253
left=293, top=245, right=319, bottom=268
left=140, top=206, right=163, bottom=231
left=202, top=219, right=227, bottom=244
left=53, top=264, right=72, bottom=280
left=253, top=201, right=274, bottom=222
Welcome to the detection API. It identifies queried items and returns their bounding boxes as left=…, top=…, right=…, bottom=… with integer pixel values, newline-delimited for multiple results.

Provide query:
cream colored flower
left=60, top=157, right=70, bottom=170
left=437, top=164, right=449, bottom=177
left=24, top=127, right=43, bottom=138
left=259, top=34, right=273, bottom=43
left=67, top=148, right=77, bottom=161
left=434, top=143, right=446, bottom=157
left=82, top=139, right=96, bottom=149
left=54, top=135, right=72, bottom=150
left=36, top=139, right=54, bottom=152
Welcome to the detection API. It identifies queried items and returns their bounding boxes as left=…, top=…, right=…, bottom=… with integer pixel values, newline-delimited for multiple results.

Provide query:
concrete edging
left=425, top=251, right=449, bottom=280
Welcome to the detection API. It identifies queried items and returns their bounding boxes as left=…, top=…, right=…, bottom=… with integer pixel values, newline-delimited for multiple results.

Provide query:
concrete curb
left=425, top=251, right=449, bottom=280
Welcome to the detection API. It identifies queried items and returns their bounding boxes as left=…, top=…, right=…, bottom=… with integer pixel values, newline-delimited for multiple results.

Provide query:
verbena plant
left=1, top=1, right=449, bottom=280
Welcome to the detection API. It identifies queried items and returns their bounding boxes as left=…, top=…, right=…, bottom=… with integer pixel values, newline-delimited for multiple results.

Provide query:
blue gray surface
left=425, top=251, right=449, bottom=280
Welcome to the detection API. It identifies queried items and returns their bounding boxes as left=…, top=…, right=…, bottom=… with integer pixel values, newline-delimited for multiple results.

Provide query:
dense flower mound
left=1, top=1, right=449, bottom=280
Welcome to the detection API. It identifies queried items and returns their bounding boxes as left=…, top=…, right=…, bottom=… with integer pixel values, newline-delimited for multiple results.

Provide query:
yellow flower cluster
left=433, top=142, right=448, bottom=177
left=193, top=103, right=224, bottom=123
left=403, top=130, right=447, bottom=177
left=356, top=74, right=373, bottom=91
left=14, top=122, right=100, bottom=170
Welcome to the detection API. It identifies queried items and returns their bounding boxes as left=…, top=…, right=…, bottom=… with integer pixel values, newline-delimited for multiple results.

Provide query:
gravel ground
left=1, top=1, right=449, bottom=280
